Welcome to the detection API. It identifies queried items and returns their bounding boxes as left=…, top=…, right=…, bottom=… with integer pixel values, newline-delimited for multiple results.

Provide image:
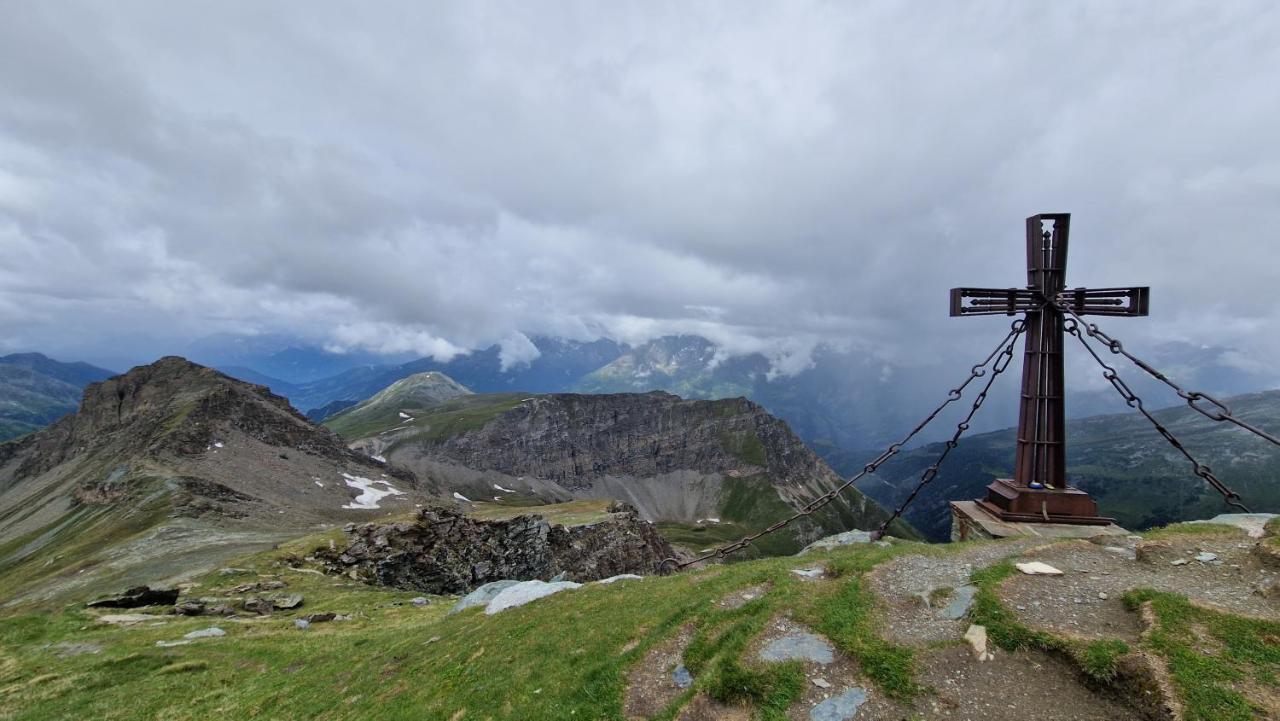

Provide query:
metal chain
left=656, top=319, right=1027, bottom=574
left=870, top=323, right=1023, bottom=539
left=1063, top=317, right=1251, bottom=513
left=1055, top=301, right=1280, bottom=448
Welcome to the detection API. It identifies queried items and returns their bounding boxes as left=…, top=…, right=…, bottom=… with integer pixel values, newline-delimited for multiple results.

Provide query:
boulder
left=243, top=597, right=275, bottom=615
left=303, top=613, right=337, bottom=623
left=272, top=594, right=304, bottom=610
left=87, top=586, right=180, bottom=609
left=172, top=601, right=207, bottom=616
left=483, top=580, right=581, bottom=615
left=450, top=580, right=521, bottom=614
left=798, top=530, right=873, bottom=555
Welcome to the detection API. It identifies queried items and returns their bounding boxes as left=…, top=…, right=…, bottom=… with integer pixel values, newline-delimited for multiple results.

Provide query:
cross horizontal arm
left=950, top=288, right=1039, bottom=316
left=1057, top=286, right=1149, bottom=317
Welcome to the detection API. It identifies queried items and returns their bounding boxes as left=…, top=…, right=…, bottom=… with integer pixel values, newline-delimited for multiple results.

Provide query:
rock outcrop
left=316, top=503, right=675, bottom=594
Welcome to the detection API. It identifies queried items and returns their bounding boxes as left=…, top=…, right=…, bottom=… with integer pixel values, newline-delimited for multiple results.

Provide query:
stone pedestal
left=975, top=478, right=1114, bottom=525
left=950, top=500, right=1128, bottom=542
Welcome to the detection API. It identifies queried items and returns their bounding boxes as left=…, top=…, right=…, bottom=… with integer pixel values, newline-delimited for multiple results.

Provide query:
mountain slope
left=284, top=337, right=624, bottom=412
left=0, top=353, right=115, bottom=442
left=331, top=391, right=912, bottom=554
left=0, top=357, right=430, bottom=605
left=323, top=371, right=472, bottom=439
left=854, top=389, right=1280, bottom=540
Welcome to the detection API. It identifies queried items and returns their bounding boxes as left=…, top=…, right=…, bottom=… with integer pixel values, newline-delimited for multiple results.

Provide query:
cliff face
left=346, top=392, right=907, bottom=551
left=316, top=503, right=675, bottom=594
left=426, top=393, right=824, bottom=489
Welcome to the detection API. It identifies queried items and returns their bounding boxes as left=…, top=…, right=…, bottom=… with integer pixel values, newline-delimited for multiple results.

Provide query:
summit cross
left=951, top=213, right=1149, bottom=524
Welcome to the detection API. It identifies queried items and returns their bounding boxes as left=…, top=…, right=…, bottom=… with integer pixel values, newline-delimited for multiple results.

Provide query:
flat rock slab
left=809, top=687, right=867, bottom=721
left=759, top=632, right=834, bottom=664
left=799, top=531, right=872, bottom=555
left=939, top=585, right=978, bottom=620
left=484, top=580, right=581, bottom=615
left=96, top=614, right=166, bottom=626
left=48, top=642, right=102, bottom=658
left=450, top=580, right=521, bottom=614
left=672, top=664, right=693, bottom=689
left=791, top=567, right=825, bottom=579
left=597, top=574, right=643, bottom=584
left=1015, top=561, right=1063, bottom=575
left=1189, top=513, right=1277, bottom=538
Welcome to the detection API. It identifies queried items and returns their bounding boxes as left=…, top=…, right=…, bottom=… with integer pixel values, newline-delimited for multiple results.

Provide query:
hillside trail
left=628, top=520, right=1278, bottom=721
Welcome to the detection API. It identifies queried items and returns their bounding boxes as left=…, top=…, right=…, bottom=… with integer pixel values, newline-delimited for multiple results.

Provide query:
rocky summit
left=0, top=357, right=430, bottom=604
left=314, top=502, right=674, bottom=594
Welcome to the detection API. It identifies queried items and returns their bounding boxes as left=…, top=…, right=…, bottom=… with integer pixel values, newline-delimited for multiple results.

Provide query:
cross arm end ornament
left=950, top=286, right=1149, bottom=317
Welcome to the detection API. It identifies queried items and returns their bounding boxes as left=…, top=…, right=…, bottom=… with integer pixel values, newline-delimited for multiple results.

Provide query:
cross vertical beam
left=1015, top=214, right=1068, bottom=489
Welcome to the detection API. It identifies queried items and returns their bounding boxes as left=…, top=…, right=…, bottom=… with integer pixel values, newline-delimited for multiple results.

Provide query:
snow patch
left=493, top=484, right=516, bottom=493
left=314, top=481, right=324, bottom=488
left=453, top=492, right=472, bottom=502
left=371, top=454, right=387, bottom=463
left=398, top=412, right=412, bottom=419
left=341, top=473, right=405, bottom=510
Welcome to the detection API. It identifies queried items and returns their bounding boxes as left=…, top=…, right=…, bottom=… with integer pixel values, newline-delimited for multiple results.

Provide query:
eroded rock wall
left=316, top=503, right=675, bottom=594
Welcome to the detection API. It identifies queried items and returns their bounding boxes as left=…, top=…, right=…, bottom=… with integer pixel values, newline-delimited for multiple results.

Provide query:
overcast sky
left=1, top=1, right=1277, bottom=376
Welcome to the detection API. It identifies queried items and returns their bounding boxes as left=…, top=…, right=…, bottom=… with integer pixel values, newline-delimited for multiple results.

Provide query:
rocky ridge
left=314, top=502, right=674, bottom=594
left=0, top=357, right=429, bottom=604
left=341, top=391, right=907, bottom=551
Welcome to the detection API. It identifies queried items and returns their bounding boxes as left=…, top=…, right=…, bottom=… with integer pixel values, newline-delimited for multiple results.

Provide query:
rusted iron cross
left=950, top=214, right=1149, bottom=524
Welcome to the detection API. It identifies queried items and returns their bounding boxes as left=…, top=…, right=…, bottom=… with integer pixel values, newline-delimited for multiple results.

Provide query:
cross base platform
left=974, top=478, right=1115, bottom=526
left=949, top=500, right=1128, bottom=543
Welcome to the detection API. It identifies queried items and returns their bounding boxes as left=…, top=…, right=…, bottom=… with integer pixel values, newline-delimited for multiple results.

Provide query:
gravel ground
left=855, top=646, right=1143, bottom=721
left=1003, top=536, right=1278, bottom=642
left=867, top=539, right=1045, bottom=644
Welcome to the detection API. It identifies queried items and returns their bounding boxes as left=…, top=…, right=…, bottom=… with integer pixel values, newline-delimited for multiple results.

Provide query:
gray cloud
left=1, top=1, right=1278, bottom=375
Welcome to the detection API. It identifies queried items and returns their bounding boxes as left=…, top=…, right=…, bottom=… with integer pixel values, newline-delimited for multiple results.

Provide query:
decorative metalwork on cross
left=951, top=213, right=1149, bottom=524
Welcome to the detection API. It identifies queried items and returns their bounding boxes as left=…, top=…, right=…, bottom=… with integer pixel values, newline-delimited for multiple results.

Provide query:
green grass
left=326, top=393, right=527, bottom=444
left=719, top=429, right=767, bottom=467
left=1142, top=522, right=1249, bottom=541
left=0, top=530, right=942, bottom=720
left=807, top=569, right=920, bottom=699
left=1123, top=589, right=1279, bottom=721
left=467, top=499, right=617, bottom=527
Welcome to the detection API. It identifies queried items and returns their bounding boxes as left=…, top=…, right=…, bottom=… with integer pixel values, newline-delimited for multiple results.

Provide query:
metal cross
left=950, top=214, right=1149, bottom=523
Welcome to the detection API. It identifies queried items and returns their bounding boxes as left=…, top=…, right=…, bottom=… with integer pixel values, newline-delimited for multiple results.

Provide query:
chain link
left=1055, top=301, right=1280, bottom=448
left=870, top=323, right=1023, bottom=538
left=1063, top=317, right=1250, bottom=513
left=657, top=319, right=1026, bottom=574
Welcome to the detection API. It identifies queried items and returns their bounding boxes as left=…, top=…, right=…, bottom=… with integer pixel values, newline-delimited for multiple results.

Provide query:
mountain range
left=854, top=389, right=1280, bottom=540
left=0, top=353, right=115, bottom=442
left=187, top=332, right=1278, bottom=462
left=0, top=356, right=902, bottom=605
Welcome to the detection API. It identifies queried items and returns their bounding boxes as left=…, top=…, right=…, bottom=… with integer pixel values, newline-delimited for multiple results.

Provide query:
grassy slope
left=326, top=393, right=526, bottom=445
left=1, top=525, right=1274, bottom=720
